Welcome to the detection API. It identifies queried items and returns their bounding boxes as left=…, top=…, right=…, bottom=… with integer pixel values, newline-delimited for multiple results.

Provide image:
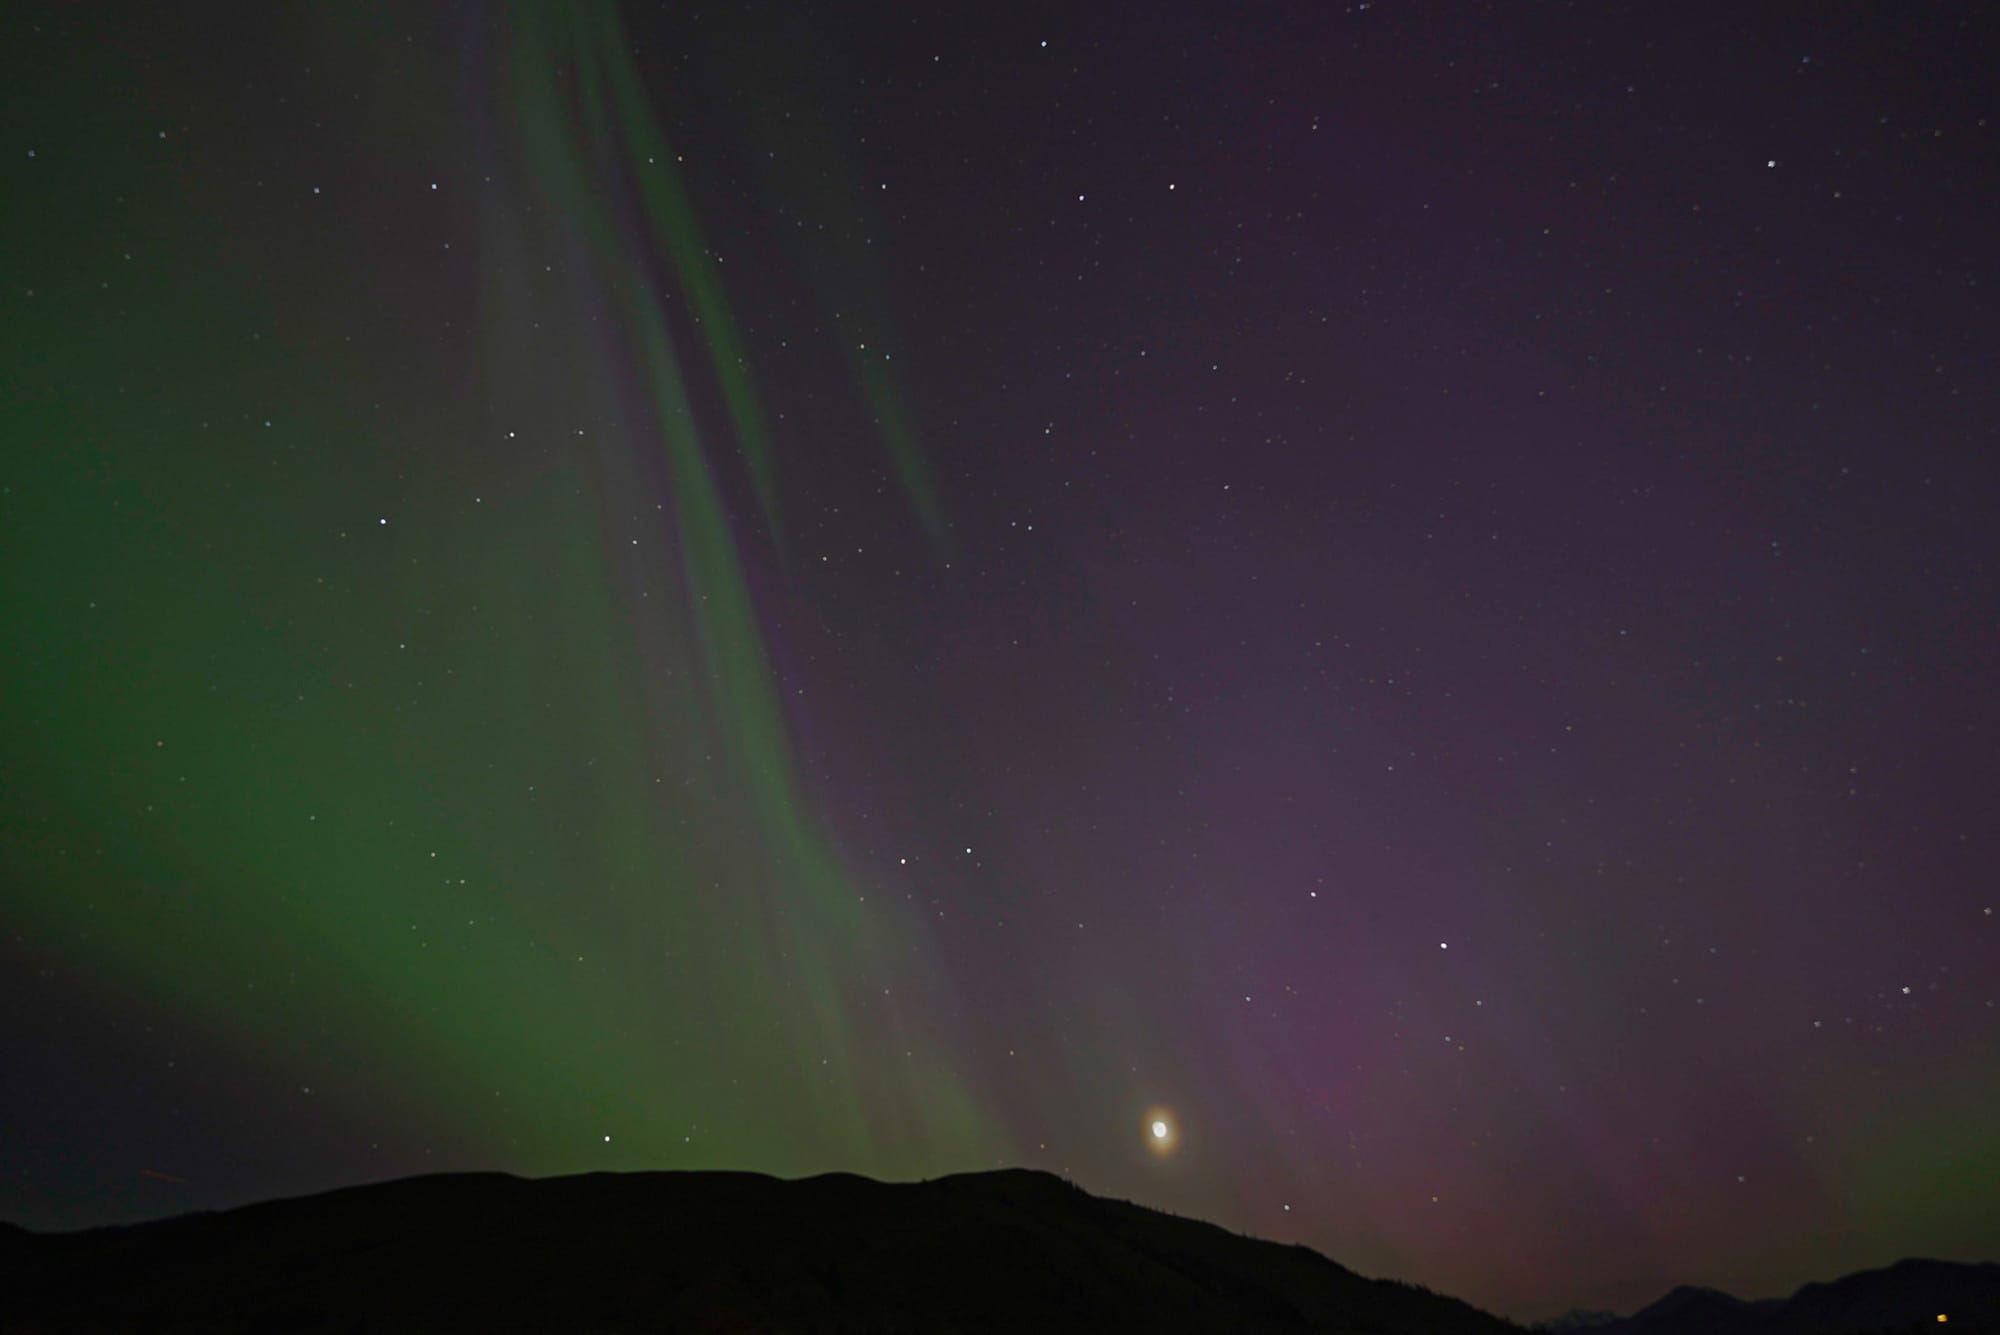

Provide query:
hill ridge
left=4, top=1166, right=1516, bottom=1334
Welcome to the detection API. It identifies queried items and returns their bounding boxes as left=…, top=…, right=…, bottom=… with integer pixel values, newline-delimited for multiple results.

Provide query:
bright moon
left=1141, top=1106, right=1181, bottom=1158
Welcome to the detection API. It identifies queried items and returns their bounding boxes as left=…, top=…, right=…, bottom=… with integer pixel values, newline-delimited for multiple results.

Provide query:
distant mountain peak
left=1535, top=1308, right=1623, bottom=1331
left=1593, top=1258, right=1999, bottom=1335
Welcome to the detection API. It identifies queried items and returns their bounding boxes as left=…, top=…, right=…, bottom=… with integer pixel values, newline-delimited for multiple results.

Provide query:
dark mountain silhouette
left=2, top=1167, right=1519, bottom=1333
left=1617, top=1284, right=1782, bottom=1335
left=1539, top=1257, right=2000, bottom=1335
left=1774, top=1260, right=2000, bottom=1334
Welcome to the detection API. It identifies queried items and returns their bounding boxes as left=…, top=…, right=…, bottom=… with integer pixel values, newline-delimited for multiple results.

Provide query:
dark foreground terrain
left=1541, top=1258, right=2000, bottom=1335
left=2, top=1167, right=1515, bottom=1333
left=5, top=1169, right=1995, bottom=1334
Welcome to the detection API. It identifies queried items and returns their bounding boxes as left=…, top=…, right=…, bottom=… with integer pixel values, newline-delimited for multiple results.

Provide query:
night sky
left=3, top=3, right=1996, bottom=1321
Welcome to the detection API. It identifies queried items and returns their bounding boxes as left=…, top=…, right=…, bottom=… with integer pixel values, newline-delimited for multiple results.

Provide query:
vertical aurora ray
left=494, top=2, right=995, bottom=1166
left=697, top=5, right=952, bottom=548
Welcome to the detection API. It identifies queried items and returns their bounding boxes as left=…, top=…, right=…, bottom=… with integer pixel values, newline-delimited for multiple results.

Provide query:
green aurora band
left=2, top=7, right=997, bottom=1184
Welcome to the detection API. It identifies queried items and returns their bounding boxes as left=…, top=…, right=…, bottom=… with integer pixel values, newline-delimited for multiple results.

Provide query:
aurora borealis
left=3, top=3, right=1995, bottom=1321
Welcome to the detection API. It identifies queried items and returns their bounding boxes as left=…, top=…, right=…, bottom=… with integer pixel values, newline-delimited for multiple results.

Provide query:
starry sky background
left=3, top=2, right=1996, bottom=1321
